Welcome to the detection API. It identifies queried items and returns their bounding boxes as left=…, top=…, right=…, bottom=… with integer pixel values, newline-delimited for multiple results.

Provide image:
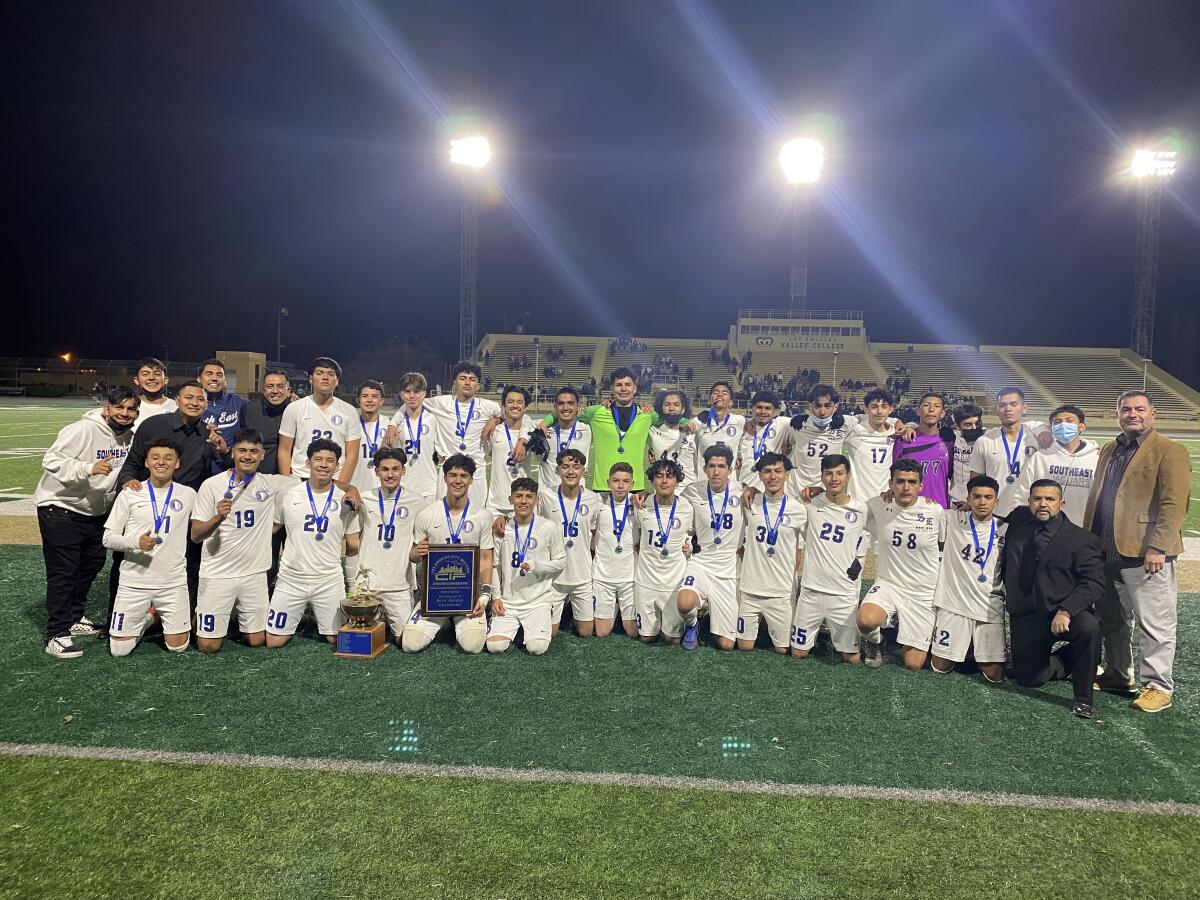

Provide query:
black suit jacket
left=997, top=507, right=1104, bottom=619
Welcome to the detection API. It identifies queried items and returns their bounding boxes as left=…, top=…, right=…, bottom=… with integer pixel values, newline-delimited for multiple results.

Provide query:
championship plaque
left=421, top=545, right=479, bottom=616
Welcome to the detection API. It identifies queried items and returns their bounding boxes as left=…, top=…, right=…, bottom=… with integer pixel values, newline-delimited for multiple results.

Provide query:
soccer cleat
left=862, top=639, right=883, bottom=669
left=1071, top=701, right=1094, bottom=720
left=1093, top=671, right=1138, bottom=696
left=69, top=616, right=101, bottom=637
left=1131, top=686, right=1173, bottom=713
left=681, top=621, right=699, bottom=651
left=45, top=637, right=83, bottom=659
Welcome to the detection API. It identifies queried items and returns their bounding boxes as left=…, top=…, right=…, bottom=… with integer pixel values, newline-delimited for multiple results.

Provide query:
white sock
left=682, top=607, right=699, bottom=627
left=864, top=627, right=881, bottom=644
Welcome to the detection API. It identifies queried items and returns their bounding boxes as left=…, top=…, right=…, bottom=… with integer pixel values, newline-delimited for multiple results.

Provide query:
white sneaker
left=45, top=637, right=83, bottom=659
left=69, top=617, right=101, bottom=637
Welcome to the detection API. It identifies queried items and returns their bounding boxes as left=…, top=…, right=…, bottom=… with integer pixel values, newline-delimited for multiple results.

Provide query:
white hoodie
left=34, top=408, right=134, bottom=516
left=1009, top=439, right=1100, bottom=524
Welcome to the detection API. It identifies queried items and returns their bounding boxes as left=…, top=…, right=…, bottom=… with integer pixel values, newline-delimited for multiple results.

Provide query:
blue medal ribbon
left=503, top=421, right=520, bottom=475
left=306, top=481, right=335, bottom=542
left=378, top=487, right=402, bottom=549
left=970, top=515, right=996, bottom=583
left=558, top=487, right=582, bottom=548
left=454, top=399, right=476, bottom=449
left=707, top=483, right=730, bottom=544
left=610, top=495, right=629, bottom=552
left=762, top=495, right=786, bottom=555
left=514, top=513, right=535, bottom=575
left=403, top=409, right=424, bottom=457
left=225, top=470, right=253, bottom=500
left=556, top=420, right=577, bottom=456
left=360, top=417, right=380, bottom=466
left=707, top=409, right=730, bottom=431
left=147, top=482, right=173, bottom=546
left=653, top=495, right=678, bottom=557
left=443, top=499, right=470, bottom=544
left=751, top=422, right=773, bottom=461
left=1001, top=429, right=1023, bottom=481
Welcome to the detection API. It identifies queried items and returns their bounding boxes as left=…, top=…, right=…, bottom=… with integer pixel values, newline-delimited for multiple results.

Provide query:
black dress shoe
left=1072, top=701, right=1095, bottom=719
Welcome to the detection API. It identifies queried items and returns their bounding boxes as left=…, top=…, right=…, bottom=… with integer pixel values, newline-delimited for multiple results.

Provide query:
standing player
left=842, top=388, right=899, bottom=504
left=737, top=452, right=806, bottom=654
left=131, top=358, right=176, bottom=431
left=277, top=358, right=361, bottom=482
left=785, top=384, right=858, bottom=493
left=678, top=445, right=745, bottom=651
left=949, top=404, right=985, bottom=507
left=489, top=478, right=567, bottom=655
left=890, top=392, right=954, bottom=508
left=523, top=387, right=592, bottom=500
left=538, top=449, right=600, bottom=636
left=858, top=460, right=946, bottom=670
left=384, top=372, right=438, bottom=508
left=405, top=455, right=493, bottom=654
left=103, top=438, right=195, bottom=655
left=423, top=362, right=501, bottom=508
left=190, top=428, right=295, bottom=653
left=969, top=387, right=1048, bottom=517
left=266, top=439, right=362, bottom=648
left=591, top=462, right=638, bottom=638
left=632, top=459, right=694, bottom=644
left=487, top=386, right=537, bottom=519
left=1010, top=405, right=1098, bottom=523
left=694, top=381, right=745, bottom=481
left=349, top=380, right=386, bottom=494
left=647, top=389, right=697, bottom=488
left=930, top=475, right=1007, bottom=684
left=792, top=455, right=868, bottom=664
left=736, top=391, right=786, bottom=496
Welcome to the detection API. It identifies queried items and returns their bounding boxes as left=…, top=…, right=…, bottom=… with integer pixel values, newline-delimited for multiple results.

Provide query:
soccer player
left=647, top=389, right=697, bottom=487
left=277, top=357, right=361, bottom=481
left=131, top=357, right=176, bottom=431
left=678, top=445, right=745, bottom=651
left=792, top=455, right=868, bottom=663
left=538, top=449, right=600, bottom=636
left=384, top=372, right=438, bottom=507
left=405, top=455, right=494, bottom=654
left=842, top=388, right=899, bottom=504
left=785, top=384, right=858, bottom=493
left=523, top=387, right=592, bottom=498
left=1009, top=405, right=1098, bottom=523
left=487, top=386, right=537, bottom=517
left=735, top=391, right=786, bottom=495
left=633, top=459, right=694, bottom=643
left=349, top=447, right=423, bottom=644
left=103, top=438, right=195, bottom=655
left=190, top=429, right=297, bottom=653
left=489, top=478, right=567, bottom=654
left=349, top=380, right=386, bottom=494
left=737, top=452, right=806, bottom=653
left=949, top=404, right=985, bottom=506
left=591, top=462, right=637, bottom=638
left=694, top=381, right=745, bottom=481
left=969, top=386, right=1048, bottom=517
left=858, top=460, right=946, bottom=670
left=266, top=439, right=362, bottom=648
left=890, top=391, right=954, bottom=508
left=198, top=358, right=246, bottom=457
left=930, top=475, right=1007, bottom=684
left=37, top=387, right=139, bottom=658
left=238, top=368, right=292, bottom=475
left=423, top=361, right=501, bottom=508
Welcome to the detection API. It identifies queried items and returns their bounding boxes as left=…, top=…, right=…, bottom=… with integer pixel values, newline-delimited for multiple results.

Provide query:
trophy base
left=334, top=621, right=387, bottom=659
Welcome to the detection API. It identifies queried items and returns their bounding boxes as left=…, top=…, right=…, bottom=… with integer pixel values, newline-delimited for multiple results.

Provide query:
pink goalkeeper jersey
left=890, top=431, right=952, bottom=509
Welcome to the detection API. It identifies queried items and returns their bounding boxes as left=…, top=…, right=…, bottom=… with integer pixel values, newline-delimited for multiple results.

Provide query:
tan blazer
left=1083, top=430, right=1191, bottom=559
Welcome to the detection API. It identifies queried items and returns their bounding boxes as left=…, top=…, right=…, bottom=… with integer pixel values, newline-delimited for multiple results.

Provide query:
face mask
left=661, top=413, right=684, bottom=425
left=1052, top=422, right=1080, bottom=445
left=105, top=415, right=132, bottom=434
left=139, top=387, right=164, bottom=401
left=810, top=415, right=833, bottom=428
left=962, top=427, right=985, bottom=442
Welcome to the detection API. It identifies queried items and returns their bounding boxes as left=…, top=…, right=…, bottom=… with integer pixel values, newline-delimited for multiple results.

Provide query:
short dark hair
left=809, top=384, right=839, bottom=405
left=919, top=391, right=946, bottom=407
left=309, top=357, right=342, bottom=378
left=1029, top=478, right=1063, bottom=497
left=136, top=357, right=167, bottom=374
left=197, top=358, right=224, bottom=373
left=1050, top=404, right=1086, bottom=423
left=608, top=462, right=634, bottom=478
left=753, top=451, right=792, bottom=473
left=820, top=453, right=851, bottom=474
left=702, top=444, right=734, bottom=466
left=144, top=437, right=182, bottom=457
left=262, top=367, right=289, bottom=385
left=442, top=453, right=476, bottom=476
left=451, top=361, right=482, bottom=380
left=501, top=385, right=530, bottom=404
left=175, top=379, right=204, bottom=395
left=556, top=448, right=586, bottom=467
left=397, top=372, right=427, bottom=393
left=749, top=391, right=780, bottom=408
left=509, top=477, right=539, bottom=496
left=610, top=367, right=637, bottom=384
left=889, top=458, right=923, bottom=479
left=966, top=474, right=1000, bottom=495
left=953, top=404, right=984, bottom=425
left=709, top=381, right=734, bottom=397
left=230, top=428, right=263, bottom=447
left=862, top=388, right=895, bottom=407
left=306, top=438, right=342, bottom=460
left=654, top=389, right=691, bottom=418
left=106, top=386, right=140, bottom=407
left=554, top=386, right=580, bottom=402
left=646, top=458, right=685, bottom=482
left=373, top=447, right=408, bottom=467
left=996, top=386, right=1025, bottom=403
left=357, top=380, right=384, bottom=398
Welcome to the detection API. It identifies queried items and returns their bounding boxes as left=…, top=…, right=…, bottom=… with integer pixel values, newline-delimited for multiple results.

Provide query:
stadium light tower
left=780, top=138, right=824, bottom=316
left=1129, top=148, right=1176, bottom=360
left=451, top=135, right=492, bottom=363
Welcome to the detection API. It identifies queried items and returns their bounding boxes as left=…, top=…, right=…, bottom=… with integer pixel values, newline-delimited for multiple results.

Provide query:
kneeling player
left=266, top=440, right=361, bottom=647
left=634, top=459, right=694, bottom=644
left=538, top=449, right=600, bottom=636
left=931, top=475, right=1007, bottom=683
left=489, top=478, right=567, bottom=654
left=858, top=459, right=946, bottom=670
left=591, top=462, right=637, bottom=637
left=102, top=438, right=196, bottom=655
left=737, top=453, right=805, bottom=653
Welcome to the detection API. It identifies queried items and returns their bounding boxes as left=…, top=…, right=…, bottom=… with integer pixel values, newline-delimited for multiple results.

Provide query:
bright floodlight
left=450, top=135, right=492, bottom=169
left=780, top=138, right=825, bottom=184
left=1131, top=148, right=1177, bottom=179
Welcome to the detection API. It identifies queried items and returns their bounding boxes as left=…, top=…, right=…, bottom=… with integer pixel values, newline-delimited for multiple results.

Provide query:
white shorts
left=110, top=583, right=190, bottom=636
left=793, top=587, right=859, bottom=654
left=488, top=604, right=553, bottom=646
left=592, top=580, right=634, bottom=621
left=554, top=583, right=594, bottom=622
left=379, top=588, right=415, bottom=637
left=267, top=573, right=346, bottom=636
left=405, top=608, right=487, bottom=648
left=737, top=592, right=792, bottom=648
left=861, top=581, right=935, bottom=651
left=932, top=608, right=1007, bottom=663
left=678, top=566, right=739, bottom=641
left=195, top=574, right=269, bottom=639
left=635, top=585, right=685, bottom=638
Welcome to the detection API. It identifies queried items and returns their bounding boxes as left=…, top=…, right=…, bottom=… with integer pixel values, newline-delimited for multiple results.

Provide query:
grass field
left=2, top=399, right=1199, bottom=897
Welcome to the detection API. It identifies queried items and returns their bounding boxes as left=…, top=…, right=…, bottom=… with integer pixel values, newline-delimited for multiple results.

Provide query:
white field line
left=0, top=741, right=1196, bottom=817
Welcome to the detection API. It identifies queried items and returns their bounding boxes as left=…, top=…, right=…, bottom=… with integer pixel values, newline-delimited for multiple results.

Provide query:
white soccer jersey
left=787, top=414, right=859, bottom=489
left=537, top=487, right=600, bottom=587
left=274, top=481, right=361, bottom=580
left=933, top=511, right=1007, bottom=623
left=950, top=435, right=978, bottom=504
left=739, top=493, right=806, bottom=598
left=865, top=496, right=946, bottom=602
left=1009, top=440, right=1099, bottom=524
left=633, top=495, right=694, bottom=592
left=356, top=487, right=423, bottom=588
left=388, top=407, right=439, bottom=499
left=413, top=499, right=495, bottom=551
left=682, top=480, right=745, bottom=575
left=843, top=420, right=899, bottom=503
left=537, top=419, right=593, bottom=492
left=648, top=424, right=697, bottom=486
left=695, top=412, right=745, bottom=480
left=193, top=470, right=296, bottom=578
left=131, top=397, right=177, bottom=432
left=969, top=422, right=1045, bottom=516
left=424, top=394, right=502, bottom=471
left=102, top=481, right=197, bottom=587
left=493, top=515, right=567, bottom=611
left=736, top=419, right=786, bottom=491
left=487, top=416, right=537, bottom=513
left=592, top=494, right=637, bottom=584
left=799, top=494, right=868, bottom=595
left=278, top=395, right=360, bottom=478
left=348, top=415, right=386, bottom=494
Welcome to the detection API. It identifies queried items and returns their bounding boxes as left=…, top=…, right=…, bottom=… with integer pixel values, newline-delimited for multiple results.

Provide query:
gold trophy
left=334, top=567, right=388, bottom=659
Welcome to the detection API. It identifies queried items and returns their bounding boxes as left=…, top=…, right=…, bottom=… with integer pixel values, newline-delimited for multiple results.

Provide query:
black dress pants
left=1011, top=609, right=1100, bottom=703
left=38, top=505, right=107, bottom=640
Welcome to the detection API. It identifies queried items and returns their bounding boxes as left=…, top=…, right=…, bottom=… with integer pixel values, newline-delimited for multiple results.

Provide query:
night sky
left=8, top=1, right=1200, bottom=384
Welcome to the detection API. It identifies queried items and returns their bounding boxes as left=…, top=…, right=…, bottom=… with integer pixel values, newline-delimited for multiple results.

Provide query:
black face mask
left=661, top=413, right=684, bottom=425
left=106, top=415, right=133, bottom=434
left=139, top=387, right=165, bottom=401
left=962, top=427, right=985, bottom=442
